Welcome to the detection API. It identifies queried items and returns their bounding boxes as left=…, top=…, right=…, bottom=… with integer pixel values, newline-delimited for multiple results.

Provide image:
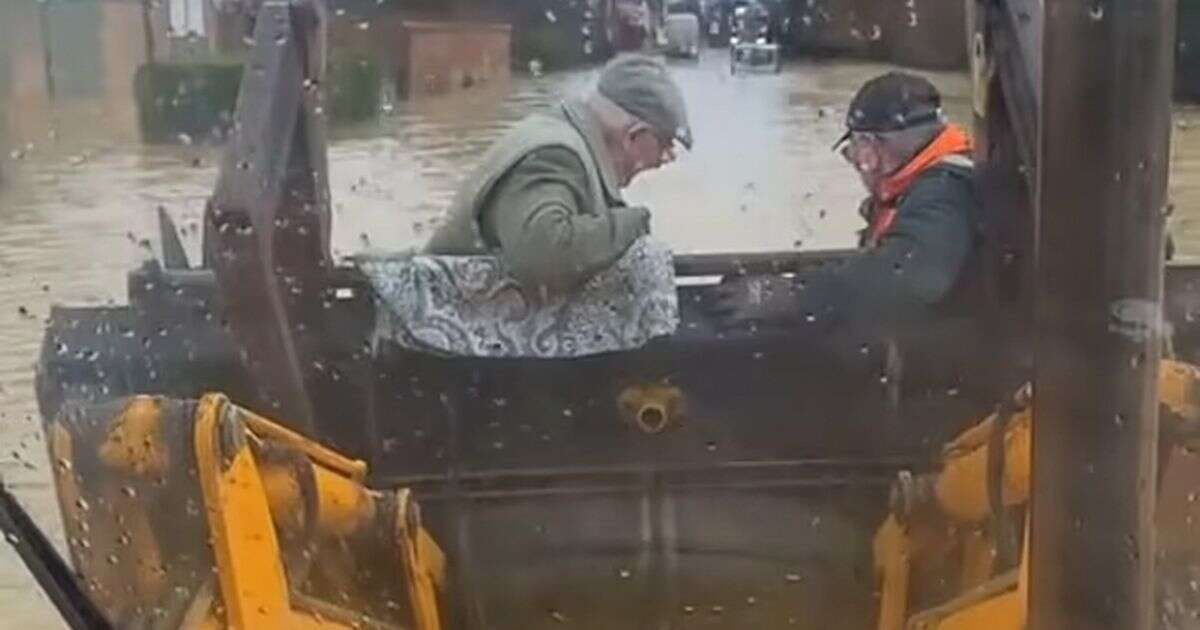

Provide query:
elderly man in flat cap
left=425, top=54, right=692, bottom=295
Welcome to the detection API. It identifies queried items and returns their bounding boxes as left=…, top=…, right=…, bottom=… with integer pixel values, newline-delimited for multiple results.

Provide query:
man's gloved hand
left=628, top=205, right=653, bottom=236
left=705, top=274, right=805, bottom=330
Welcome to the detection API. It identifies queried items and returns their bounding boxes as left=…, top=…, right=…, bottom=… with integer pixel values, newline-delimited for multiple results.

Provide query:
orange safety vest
left=862, top=124, right=974, bottom=247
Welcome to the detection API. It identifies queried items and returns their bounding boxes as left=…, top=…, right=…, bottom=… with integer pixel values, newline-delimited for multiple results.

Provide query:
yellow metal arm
left=48, top=393, right=447, bottom=630
left=877, top=360, right=1200, bottom=630
left=194, top=394, right=446, bottom=630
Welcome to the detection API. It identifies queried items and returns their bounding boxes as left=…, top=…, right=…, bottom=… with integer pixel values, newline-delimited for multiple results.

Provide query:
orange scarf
left=863, top=124, right=973, bottom=246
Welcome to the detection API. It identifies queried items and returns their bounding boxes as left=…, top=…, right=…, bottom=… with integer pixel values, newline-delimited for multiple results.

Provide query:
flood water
left=3, top=43, right=1200, bottom=628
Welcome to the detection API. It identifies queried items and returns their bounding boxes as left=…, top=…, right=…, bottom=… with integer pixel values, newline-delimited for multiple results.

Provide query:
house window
left=169, top=0, right=207, bottom=37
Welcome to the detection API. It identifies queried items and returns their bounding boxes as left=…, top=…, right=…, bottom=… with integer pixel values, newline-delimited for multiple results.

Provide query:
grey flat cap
left=597, top=54, right=693, bottom=150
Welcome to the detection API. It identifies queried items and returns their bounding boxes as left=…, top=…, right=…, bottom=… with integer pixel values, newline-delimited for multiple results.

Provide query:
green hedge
left=516, top=24, right=587, bottom=70
left=134, top=62, right=242, bottom=144
left=133, top=57, right=383, bottom=144
left=1179, top=0, right=1200, bottom=102
left=326, top=57, right=382, bottom=124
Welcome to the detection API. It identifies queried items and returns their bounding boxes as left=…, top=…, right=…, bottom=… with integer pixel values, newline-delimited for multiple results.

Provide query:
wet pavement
left=1, top=47, right=1199, bottom=628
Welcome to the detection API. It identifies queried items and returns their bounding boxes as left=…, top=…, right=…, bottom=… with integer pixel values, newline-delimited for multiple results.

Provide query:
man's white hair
left=586, top=90, right=644, bottom=132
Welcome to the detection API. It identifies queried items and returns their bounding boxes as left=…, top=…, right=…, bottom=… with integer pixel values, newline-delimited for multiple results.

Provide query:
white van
left=664, top=2, right=701, bottom=58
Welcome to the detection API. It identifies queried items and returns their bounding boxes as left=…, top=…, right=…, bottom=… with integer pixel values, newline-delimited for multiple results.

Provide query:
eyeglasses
left=655, top=133, right=677, bottom=164
left=638, top=128, right=677, bottom=165
left=837, top=136, right=859, bottom=163
left=837, top=133, right=873, bottom=164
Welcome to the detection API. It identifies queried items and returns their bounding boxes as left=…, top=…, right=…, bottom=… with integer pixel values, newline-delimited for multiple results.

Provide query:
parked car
left=665, top=1, right=702, bottom=58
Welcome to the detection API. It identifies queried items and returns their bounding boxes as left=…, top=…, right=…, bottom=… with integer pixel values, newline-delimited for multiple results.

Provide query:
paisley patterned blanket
left=356, top=238, right=679, bottom=358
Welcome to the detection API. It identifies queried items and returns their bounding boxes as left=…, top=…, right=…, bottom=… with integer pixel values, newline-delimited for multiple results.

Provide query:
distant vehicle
left=730, top=2, right=781, bottom=74
left=704, top=0, right=737, bottom=46
left=705, top=0, right=782, bottom=47
left=665, top=2, right=701, bottom=58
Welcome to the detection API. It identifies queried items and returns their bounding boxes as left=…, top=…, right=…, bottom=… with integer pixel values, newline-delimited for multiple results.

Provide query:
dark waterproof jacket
left=784, top=160, right=982, bottom=341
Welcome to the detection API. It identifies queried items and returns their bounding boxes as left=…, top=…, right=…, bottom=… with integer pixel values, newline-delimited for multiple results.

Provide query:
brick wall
left=399, top=21, right=512, bottom=99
